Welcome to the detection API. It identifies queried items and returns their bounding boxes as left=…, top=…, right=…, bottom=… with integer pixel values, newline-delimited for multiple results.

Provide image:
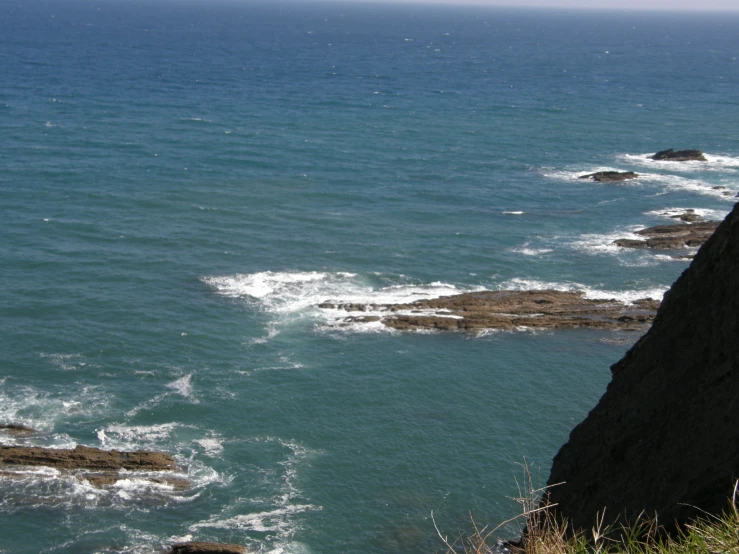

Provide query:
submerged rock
left=0, top=423, right=36, bottom=435
left=613, top=220, right=719, bottom=250
left=0, top=444, right=176, bottom=471
left=320, top=290, right=659, bottom=332
left=650, top=149, right=706, bottom=161
left=167, top=543, right=247, bottom=554
left=578, top=171, right=639, bottom=182
left=546, top=202, right=739, bottom=533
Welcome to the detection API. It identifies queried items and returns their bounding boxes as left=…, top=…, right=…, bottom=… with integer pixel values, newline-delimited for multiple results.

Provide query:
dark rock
left=578, top=171, right=639, bottom=182
left=0, top=444, right=176, bottom=471
left=320, top=290, right=660, bottom=332
left=669, top=211, right=699, bottom=223
left=613, top=220, right=719, bottom=250
left=650, top=149, right=706, bottom=162
left=0, top=424, right=36, bottom=435
left=546, top=202, right=739, bottom=533
left=167, top=543, right=247, bottom=554
left=612, top=239, right=648, bottom=249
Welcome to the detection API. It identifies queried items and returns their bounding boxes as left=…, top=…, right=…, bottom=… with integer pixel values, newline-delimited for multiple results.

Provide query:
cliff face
left=546, top=202, right=739, bottom=532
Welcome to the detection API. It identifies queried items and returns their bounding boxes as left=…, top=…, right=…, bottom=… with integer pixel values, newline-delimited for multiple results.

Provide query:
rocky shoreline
left=0, top=441, right=246, bottom=552
left=613, top=220, right=719, bottom=250
left=320, top=290, right=660, bottom=332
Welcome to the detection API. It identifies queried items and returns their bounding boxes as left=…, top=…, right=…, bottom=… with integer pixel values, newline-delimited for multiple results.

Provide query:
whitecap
left=499, top=277, right=667, bottom=303
left=203, top=271, right=484, bottom=333
left=570, top=225, right=646, bottom=255
left=645, top=207, right=729, bottom=221
left=194, top=436, right=224, bottom=456
left=165, top=374, right=195, bottom=400
left=543, top=161, right=738, bottom=200
left=102, top=423, right=181, bottom=448
left=509, top=243, right=553, bottom=256
left=189, top=504, right=320, bottom=533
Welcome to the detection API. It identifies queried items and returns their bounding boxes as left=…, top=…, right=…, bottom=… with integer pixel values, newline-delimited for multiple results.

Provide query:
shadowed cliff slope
left=546, top=202, right=739, bottom=532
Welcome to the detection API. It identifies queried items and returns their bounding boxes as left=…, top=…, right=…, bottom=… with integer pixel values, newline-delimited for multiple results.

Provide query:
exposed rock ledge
left=167, top=543, right=247, bottom=554
left=0, top=444, right=176, bottom=471
left=319, top=290, right=660, bottom=332
left=613, top=220, right=719, bottom=250
left=578, top=171, right=639, bottom=182
left=0, top=444, right=186, bottom=489
left=649, top=148, right=706, bottom=161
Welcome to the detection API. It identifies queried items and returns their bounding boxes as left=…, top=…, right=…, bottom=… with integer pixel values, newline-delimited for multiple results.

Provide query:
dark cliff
left=546, top=202, right=739, bottom=532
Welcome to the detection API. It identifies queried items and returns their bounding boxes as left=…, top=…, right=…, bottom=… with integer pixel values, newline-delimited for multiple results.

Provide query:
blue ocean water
left=1, top=1, right=738, bottom=552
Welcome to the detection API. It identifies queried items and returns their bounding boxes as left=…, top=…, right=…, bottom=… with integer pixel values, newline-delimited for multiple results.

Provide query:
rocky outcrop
left=0, top=445, right=176, bottom=471
left=650, top=149, right=706, bottom=161
left=613, top=220, right=719, bottom=250
left=546, top=202, right=739, bottom=533
left=578, top=171, right=639, bottom=182
left=0, top=444, right=186, bottom=490
left=167, top=543, right=247, bottom=554
left=320, top=290, right=659, bottom=332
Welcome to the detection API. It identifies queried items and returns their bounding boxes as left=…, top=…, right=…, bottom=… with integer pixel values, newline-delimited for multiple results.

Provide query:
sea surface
left=1, top=1, right=738, bottom=552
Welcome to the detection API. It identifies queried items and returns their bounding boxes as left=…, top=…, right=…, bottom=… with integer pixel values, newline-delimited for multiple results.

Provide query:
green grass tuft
left=434, top=467, right=739, bottom=554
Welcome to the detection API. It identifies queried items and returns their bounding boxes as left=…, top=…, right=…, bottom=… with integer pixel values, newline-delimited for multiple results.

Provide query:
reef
left=612, top=220, right=719, bottom=250
left=320, top=290, right=659, bottom=332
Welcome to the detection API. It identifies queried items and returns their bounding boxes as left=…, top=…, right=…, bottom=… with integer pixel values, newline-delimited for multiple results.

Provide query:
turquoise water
left=1, top=1, right=739, bottom=552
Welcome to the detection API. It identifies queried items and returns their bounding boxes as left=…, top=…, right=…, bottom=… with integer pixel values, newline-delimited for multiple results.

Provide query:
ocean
left=1, top=1, right=738, bottom=552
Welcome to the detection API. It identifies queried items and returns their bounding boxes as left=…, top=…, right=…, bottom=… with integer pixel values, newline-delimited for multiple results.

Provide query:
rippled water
left=1, top=1, right=738, bottom=552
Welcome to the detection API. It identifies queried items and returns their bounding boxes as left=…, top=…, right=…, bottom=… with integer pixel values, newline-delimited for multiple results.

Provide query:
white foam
left=0, top=382, right=109, bottom=440
left=510, top=243, right=553, bottom=256
left=102, top=423, right=181, bottom=447
left=203, top=271, right=475, bottom=311
left=190, top=504, right=320, bottom=533
left=499, top=277, right=667, bottom=303
left=570, top=225, right=646, bottom=255
left=544, top=161, right=738, bottom=200
left=637, top=172, right=737, bottom=200
left=0, top=464, right=194, bottom=510
left=126, top=375, right=198, bottom=417
left=165, top=374, right=196, bottom=401
left=204, top=271, right=484, bottom=333
left=503, top=211, right=524, bottom=215
left=187, top=437, right=321, bottom=553
left=194, top=437, right=224, bottom=456
left=645, top=207, right=729, bottom=221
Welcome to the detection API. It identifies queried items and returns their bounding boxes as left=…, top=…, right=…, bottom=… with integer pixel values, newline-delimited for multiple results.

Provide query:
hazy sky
left=338, top=0, right=739, bottom=11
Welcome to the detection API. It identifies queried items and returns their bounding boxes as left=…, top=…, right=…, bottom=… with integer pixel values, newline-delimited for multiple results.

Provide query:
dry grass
left=433, top=466, right=739, bottom=554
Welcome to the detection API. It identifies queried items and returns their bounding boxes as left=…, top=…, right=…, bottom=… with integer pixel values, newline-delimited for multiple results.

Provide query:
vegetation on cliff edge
left=435, top=467, right=739, bottom=554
